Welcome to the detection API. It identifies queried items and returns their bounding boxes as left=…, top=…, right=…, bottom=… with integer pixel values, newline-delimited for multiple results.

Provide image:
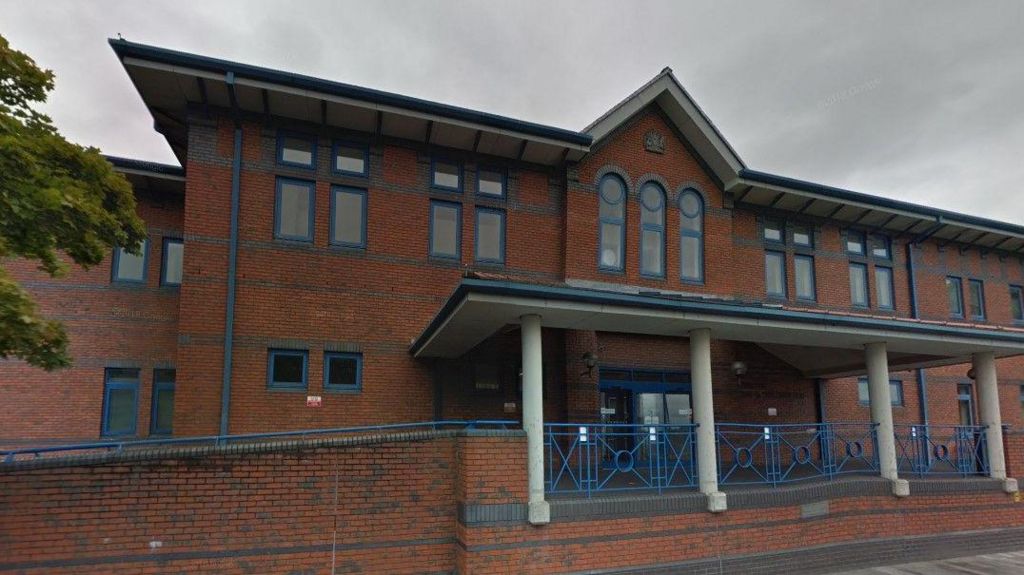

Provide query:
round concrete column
left=865, top=342, right=901, bottom=489
left=974, top=351, right=1009, bottom=483
left=690, top=328, right=726, bottom=512
left=520, top=314, right=549, bottom=524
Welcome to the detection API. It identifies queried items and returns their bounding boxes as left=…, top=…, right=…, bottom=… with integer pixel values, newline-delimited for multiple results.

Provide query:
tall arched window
left=639, top=182, right=666, bottom=277
left=598, top=174, right=627, bottom=271
left=679, top=189, right=704, bottom=282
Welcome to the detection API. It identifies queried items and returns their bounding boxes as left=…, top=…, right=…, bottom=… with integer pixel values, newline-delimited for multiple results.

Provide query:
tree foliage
left=0, top=33, right=146, bottom=370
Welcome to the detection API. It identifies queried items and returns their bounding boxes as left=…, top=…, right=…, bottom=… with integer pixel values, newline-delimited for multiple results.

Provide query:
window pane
left=849, top=264, right=868, bottom=306
left=476, top=210, right=504, bottom=262
left=946, top=277, right=963, bottom=316
left=433, top=161, right=460, bottom=189
left=107, top=388, right=136, bottom=434
left=599, top=177, right=625, bottom=219
left=680, top=236, right=701, bottom=281
left=875, top=267, right=893, bottom=309
left=280, top=136, right=313, bottom=166
left=272, top=354, right=304, bottom=385
left=334, top=145, right=366, bottom=174
left=600, top=222, right=622, bottom=268
left=163, top=240, right=183, bottom=285
left=794, top=256, right=815, bottom=300
left=153, top=387, right=174, bottom=432
left=327, top=356, right=359, bottom=387
left=764, top=222, right=783, bottom=242
left=115, top=241, right=146, bottom=281
left=793, top=225, right=812, bottom=247
left=640, top=184, right=664, bottom=226
left=478, top=169, right=505, bottom=197
left=969, top=281, right=984, bottom=318
left=278, top=181, right=311, bottom=238
left=871, top=235, right=891, bottom=259
left=431, top=203, right=459, bottom=257
left=332, top=190, right=365, bottom=246
left=641, top=229, right=663, bottom=275
left=1012, top=287, right=1023, bottom=320
left=890, top=381, right=903, bottom=406
left=858, top=380, right=869, bottom=404
left=765, top=252, right=785, bottom=296
left=846, top=232, right=865, bottom=254
left=154, top=369, right=176, bottom=384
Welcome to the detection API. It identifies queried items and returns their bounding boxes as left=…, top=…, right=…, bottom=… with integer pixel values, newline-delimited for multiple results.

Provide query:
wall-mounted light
left=732, top=360, right=748, bottom=386
left=580, top=351, right=599, bottom=377
left=967, top=368, right=976, bottom=380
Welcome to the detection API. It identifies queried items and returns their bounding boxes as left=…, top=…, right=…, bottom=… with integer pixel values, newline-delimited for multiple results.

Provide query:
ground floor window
left=102, top=368, right=139, bottom=437
left=150, top=369, right=175, bottom=435
left=599, top=368, right=691, bottom=425
left=857, top=378, right=903, bottom=406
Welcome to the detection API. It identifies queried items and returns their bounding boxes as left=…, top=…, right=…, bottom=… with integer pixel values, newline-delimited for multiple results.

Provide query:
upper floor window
left=968, top=279, right=986, bottom=320
left=1010, top=285, right=1024, bottom=321
left=639, top=182, right=666, bottom=277
left=870, top=235, right=891, bottom=259
left=765, top=250, right=786, bottom=298
left=112, top=239, right=148, bottom=283
left=275, top=178, right=315, bottom=242
left=150, top=368, right=175, bottom=435
left=792, top=224, right=813, bottom=248
left=846, top=230, right=866, bottom=255
left=161, top=238, right=183, bottom=286
left=875, top=266, right=894, bottom=310
left=277, top=133, right=316, bottom=169
left=794, top=254, right=816, bottom=301
left=332, top=142, right=368, bottom=177
left=325, top=352, right=363, bottom=393
left=267, top=349, right=308, bottom=390
left=432, top=159, right=462, bottom=191
left=330, top=186, right=367, bottom=248
left=475, top=208, right=506, bottom=264
left=678, top=189, right=704, bottom=283
left=430, top=200, right=461, bottom=259
left=598, top=174, right=626, bottom=272
left=849, top=262, right=869, bottom=307
left=763, top=219, right=784, bottom=243
left=102, top=368, right=139, bottom=437
left=477, top=168, right=506, bottom=198
left=946, top=276, right=964, bottom=317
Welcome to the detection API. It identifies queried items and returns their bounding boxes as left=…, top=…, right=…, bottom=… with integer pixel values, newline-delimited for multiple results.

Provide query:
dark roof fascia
left=109, top=39, right=592, bottom=147
left=105, top=155, right=185, bottom=178
left=739, top=169, right=1024, bottom=239
left=410, top=278, right=1024, bottom=356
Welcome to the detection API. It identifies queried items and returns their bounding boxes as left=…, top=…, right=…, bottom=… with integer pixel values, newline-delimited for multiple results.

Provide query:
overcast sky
left=4, top=1, right=1023, bottom=221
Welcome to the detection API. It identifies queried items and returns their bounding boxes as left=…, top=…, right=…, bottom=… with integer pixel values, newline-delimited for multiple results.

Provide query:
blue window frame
left=332, top=141, right=369, bottom=177
left=476, top=167, right=506, bottom=198
left=968, top=279, right=986, bottom=320
left=875, top=266, right=894, bottom=310
left=858, top=378, right=904, bottom=406
left=794, top=254, right=816, bottom=302
left=846, top=230, right=866, bottom=255
left=598, top=174, right=627, bottom=272
left=277, top=132, right=317, bottom=169
left=329, top=186, right=367, bottom=248
left=111, top=239, right=148, bottom=284
left=763, top=219, right=784, bottom=244
left=267, top=349, right=308, bottom=390
left=150, top=368, right=175, bottom=435
left=870, top=234, right=891, bottom=259
left=639, top=182, right=666, bottom=278
left=275, top=177, right=315, bottom=242
left=765, top=250, right=786, bottom=298
left=324, top=352, right=363, bottom=393
left=429, top=200, right=461, bottom=259
left=431, top=159, right=462, bottom=192
left=102, top=368, right=139, bottom=437
left=160, top=238, right=183, bottom=286
left=475, top=207, right=505, bottom=264
left=1010, top=285, right=1024, bottom=321
left=678, top=189, right=704, bottom=283
left=792, top=223, right=813, bottom=248
left=946, top=276, right=964, bottom=317
left=849, top=262, right=870, bottom=307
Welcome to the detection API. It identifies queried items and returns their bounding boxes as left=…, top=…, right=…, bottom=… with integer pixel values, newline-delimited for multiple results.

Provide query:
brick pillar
left=565, top=329, right=600, bottom=422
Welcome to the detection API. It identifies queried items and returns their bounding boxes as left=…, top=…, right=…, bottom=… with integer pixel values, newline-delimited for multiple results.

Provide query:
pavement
left=833, top=551, right=1024, bottom=574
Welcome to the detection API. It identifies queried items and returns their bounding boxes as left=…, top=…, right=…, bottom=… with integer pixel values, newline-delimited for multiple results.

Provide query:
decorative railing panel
left=894, top=424, right=989, bottom=477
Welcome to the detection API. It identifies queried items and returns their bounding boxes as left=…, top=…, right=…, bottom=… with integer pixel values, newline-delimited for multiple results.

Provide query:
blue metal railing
left=1, top=420, right=516, bottom=464
left=544, top=423, right=697, bottom=496
left=716, top=422, right=879, bottom=486
left=894, top=424, right=989, bottom=477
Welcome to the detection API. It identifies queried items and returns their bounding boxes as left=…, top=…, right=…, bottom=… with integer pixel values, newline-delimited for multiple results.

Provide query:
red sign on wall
left=306, top=395, right=322, bottom=408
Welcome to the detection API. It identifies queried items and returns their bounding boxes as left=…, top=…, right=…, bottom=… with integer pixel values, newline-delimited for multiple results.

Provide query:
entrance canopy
left=412, top=279, right=1024, bottom=378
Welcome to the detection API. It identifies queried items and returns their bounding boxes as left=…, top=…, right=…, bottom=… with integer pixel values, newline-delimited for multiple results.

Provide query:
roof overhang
left=412, top=279, right=1024, bottom=378
left=106, top=155, right=185, bottom=197
left=109, top=39, right=591, bottom=166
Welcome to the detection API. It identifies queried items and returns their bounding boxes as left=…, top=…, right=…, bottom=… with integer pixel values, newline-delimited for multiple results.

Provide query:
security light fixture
left=580, top=351, right=599, bottom=377
left=732, top=360, right=748, bottom=385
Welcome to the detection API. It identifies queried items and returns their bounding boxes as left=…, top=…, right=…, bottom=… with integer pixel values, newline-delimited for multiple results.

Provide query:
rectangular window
left=102, top=368, right=139, bottom=437
left=475, top=208, right=505, bottom=264
left=846, top=230, right=866, bottom=255
left=277, top=133, right=316, bottom=168
left=875, top=266, right=894, bottom=310
left=792, top=224, right=813, bottom=247
left=1011, top=286, right=1024, bottom=321
left=476, top=167, right=506, bottom=198
left=857, top=378, right=903, bottom=406
left=1019, top=385, right=1024, bottom=421
left=267, top=349, right=308, bottom=390
left=763, top=220, right=784, bottom=243
left=150, top=369, right=175, bottom=435
left=330, top=186, right=366, bottom=248
left=432, top=159, right=461, bottom=191
left=112, top=240, right=148, bottom=283
left=275, top=178, right=315, bottom=241
left=430, top=201, right=461, bottom=259
left=324, top=352, right=362, bottom=393
left=946, top=276, right=964, bottom=317
left=161, top=238, right=183, bottom=286
left=870, top=235, right=891, bottom=259
left=968, top=279, right=985, bottom=320
left=765, top=251, right=786, bottom=298
left=332, top=142, right=368, bottom=176
left=857, top=379, right=870, bottom=404
left=794, top=255, right=816, bottom=301
left=849, top=262, right=869, bottom=307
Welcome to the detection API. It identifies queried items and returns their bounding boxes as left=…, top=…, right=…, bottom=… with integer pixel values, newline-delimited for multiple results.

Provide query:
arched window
left=598, top=174, right=627, bottom=271
left=679, top=189, right=704, bottom=282
left=639, top=182, right=666, bottom=277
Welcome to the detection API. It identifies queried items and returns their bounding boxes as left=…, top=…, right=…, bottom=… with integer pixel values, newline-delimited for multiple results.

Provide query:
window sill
left=266, top=387, right=309, bottom=393
left=324, top=387, right=362, bottom=395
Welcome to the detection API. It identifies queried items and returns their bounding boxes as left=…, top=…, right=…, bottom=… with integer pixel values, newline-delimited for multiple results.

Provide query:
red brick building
left=4, top=40, right=1024, bottom=568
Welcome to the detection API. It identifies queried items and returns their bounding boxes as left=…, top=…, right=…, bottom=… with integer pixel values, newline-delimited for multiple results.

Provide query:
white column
left=974, top=352, right=1015, bottom=492
left=865, top=342, right=907, bottom=496
left=520, top=314, right=549, bottom=524
left=690, top=328, right=726, bottom=512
